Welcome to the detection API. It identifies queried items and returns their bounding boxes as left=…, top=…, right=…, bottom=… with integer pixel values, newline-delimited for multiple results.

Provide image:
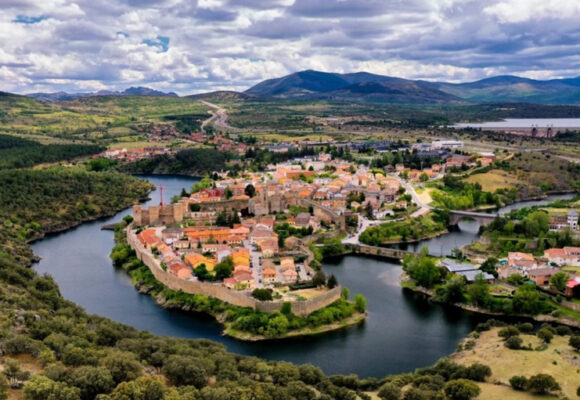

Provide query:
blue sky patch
left=13, top=15, right=48, bottom=24
left=142, top=35, right=170, bottom=52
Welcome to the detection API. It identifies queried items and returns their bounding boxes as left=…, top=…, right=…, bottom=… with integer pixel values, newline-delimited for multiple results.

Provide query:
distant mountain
left=186, top=90, right=252, bottom=101
left=244, top=70, right=462, bottom=104
left=245, top=70, right=580, bottom=105
left=27, top=87, right=178, bottom=102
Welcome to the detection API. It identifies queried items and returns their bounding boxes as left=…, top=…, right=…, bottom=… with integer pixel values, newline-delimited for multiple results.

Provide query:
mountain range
left=27, top=86, right=178, bottom=102
left=244, top=70, right=580, bottom=105
left=20, top=70, right=580, bottom=105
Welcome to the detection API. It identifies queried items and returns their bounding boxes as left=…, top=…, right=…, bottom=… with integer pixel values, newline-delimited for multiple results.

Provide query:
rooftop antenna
left=159, top=185, right=165, bottom=206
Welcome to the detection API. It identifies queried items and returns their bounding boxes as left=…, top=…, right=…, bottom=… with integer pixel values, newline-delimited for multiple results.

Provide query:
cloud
left=0, top=0, right=579, bottom=94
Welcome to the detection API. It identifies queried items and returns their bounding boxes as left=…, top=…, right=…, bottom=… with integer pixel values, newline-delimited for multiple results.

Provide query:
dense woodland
left=0, top=134, right=104, bottom=170
left=120, top=148, right=227, bottom=175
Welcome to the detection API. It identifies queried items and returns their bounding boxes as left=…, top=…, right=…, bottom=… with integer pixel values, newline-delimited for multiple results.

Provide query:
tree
left=526, top=374, right=560, bottom=394
left=162, top=355, right=208, bottom=388
left=68, top=366, right=115, bottom=400
left=312, top=270, right=327, bottom=287
left=244, top=184, right=256, bottom=198
left=377, top=382, right=401, bottom=400
left=419, top=172, right=429, bottom=182
left=214, top=257, right=234, bottom=281
left=512, top=283, right=543, bottom=314
left=549, top=271, right=570, bottom=292
left=327, top=274, right=338, bottom=289
left=443, top=379, right=481, bottom=400
left=354, top=294, right=367, bottom=313
left=509, top=376, right=528, bottom=391
left=498, top=326, right=519, bottom=339
left=506, top=273, right=525, bottom=286
left=537, top=328, right=554, bottom=343
left=467, top=274, right=490, bottom=307
left=109, top=376, right=166, bottom=400
left=465, top=362, right=491, bottom=382
left=341, top=287, right=350, bottom=301
left=437, top=275, right=465, bottom=303
left=251, top=288, right=273, bottom=301
left=101, top=351, right=142, bottom=385
left=505, top=336, right=523, bottom=350
left=568, top=335, right=580, bottom=351
left=23, top=376, right=80, bottom=400
left=479, top=257, right=498, bottom=278
left=225, top=187, right=233, bottom=199
left=194, top=264, right=210, bottom=281
left=402, top=252, right=441, bottom=288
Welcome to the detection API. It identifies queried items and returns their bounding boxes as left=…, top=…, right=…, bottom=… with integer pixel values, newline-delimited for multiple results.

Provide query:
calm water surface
left=454, top=118, right=580, bottom=128
left=32, top=175, right=570, bottom=377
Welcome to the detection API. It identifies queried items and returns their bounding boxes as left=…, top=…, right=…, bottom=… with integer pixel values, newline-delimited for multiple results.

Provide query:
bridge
left=347, top=243, right=417, bottom=260
left=448, top=210, right=498, bottom=226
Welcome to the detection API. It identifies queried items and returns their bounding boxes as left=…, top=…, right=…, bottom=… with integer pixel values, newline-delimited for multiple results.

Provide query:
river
left=30, top=175, right=574, bottom=377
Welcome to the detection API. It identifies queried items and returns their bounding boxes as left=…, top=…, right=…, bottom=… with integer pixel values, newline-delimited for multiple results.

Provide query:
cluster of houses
left=549, top=210, right=579, bottom=232
left=101, top=146, right=171, bottom=161
left=135, top=213, right=308, bottom=291
left=497, top=248, right=580, bottom=296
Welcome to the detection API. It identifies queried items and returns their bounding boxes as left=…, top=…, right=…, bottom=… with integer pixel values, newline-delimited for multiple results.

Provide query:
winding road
left=200, top=100, right=238, bottom=133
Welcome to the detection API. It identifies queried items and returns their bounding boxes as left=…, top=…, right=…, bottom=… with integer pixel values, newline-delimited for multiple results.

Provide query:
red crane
left=158, top=185, right=165, bottom=206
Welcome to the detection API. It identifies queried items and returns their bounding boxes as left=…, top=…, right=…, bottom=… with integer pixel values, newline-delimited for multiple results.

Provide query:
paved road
left=200, top=100, right=238, bottom=132
left=388, top=173, right=433, bottom=218
left=341, top=215, right=389, bottom=245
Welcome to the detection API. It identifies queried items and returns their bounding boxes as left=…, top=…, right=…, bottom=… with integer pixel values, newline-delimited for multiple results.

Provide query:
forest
left=0, top=134, right=104, bottom=170
left=119, top=148, right=227, bottom=175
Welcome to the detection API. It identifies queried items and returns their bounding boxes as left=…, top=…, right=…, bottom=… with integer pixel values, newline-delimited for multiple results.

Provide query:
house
left=565, top=277, right=580, bottom=297
left=440, top=259, right=477, bottom=273
left=544, top=247, right=580, bottom=266
left=184, top=253, right=216, bottom=271
left=263, top=268, right=277, bottom=283
left=528, top=267, right=557, bottom=286
left=508, top=252, right=536, bottom=270
left=457, top=270, right=495, bottom=283
left=258, top=238, right=278, bottom=258
left=283, top=268, right=298, bottom=282
left=280, top=257, right=295, bottom=271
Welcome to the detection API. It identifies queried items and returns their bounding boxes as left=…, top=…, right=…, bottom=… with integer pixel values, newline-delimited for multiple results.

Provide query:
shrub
left=498, top=326, right=519, bottom=339
left=251, top=288, right=273, bottom=301
left=444, top=379, right=481, bottom=400
left=555, top=325, right=571, bottom=336
left=377, top=382, right=401, bottom=400
left=537, top=328, right=554, bottom=343
left=526, top=374, right=560, bottom=394
left=464, top=363, right=491, bottom=382
left=505, top=336, right=523, bottom=350
left=509, top=375, right=528, bottom=391
left=569, top=335, right=580, bottom=351
left=516, top=322, right=533, bottom=333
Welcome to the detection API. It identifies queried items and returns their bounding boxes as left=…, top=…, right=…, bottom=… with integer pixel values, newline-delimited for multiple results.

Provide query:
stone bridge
left=448, top=210, right=497, bottom=226
left=348, top=244, right=416, bottom=260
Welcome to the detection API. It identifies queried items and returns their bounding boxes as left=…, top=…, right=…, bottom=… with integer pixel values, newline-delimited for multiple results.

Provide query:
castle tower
left=132, top=205, right=143, bottom=226
left=149, top=205, right=161, bottom=226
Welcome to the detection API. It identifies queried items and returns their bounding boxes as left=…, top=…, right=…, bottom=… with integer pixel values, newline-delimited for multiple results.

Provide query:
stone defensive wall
left=126, top=228, right=341, bottom=317
left=348, top=243, right=415, bottom=260
left=196, top=198, right=250, bottom=212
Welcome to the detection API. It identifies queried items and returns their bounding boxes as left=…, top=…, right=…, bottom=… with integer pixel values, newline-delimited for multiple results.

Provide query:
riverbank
left=223, top=311, right=367, bottom=341
left=114, top=227, right=367, bottom=341
left=400, top=273, right=580, bottom=329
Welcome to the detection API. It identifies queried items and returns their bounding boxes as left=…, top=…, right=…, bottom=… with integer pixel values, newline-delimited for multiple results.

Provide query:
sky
left=1, top=0, right=580, bottom=95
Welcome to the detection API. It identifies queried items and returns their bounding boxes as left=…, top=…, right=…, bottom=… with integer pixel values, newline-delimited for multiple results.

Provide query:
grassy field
left=452, top=328, right=580, bottom=399
left=464, top=169, right=523, bottom=192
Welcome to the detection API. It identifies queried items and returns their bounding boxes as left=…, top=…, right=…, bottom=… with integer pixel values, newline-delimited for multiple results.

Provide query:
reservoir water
left=453, top=118, right=580, bottom=129
left=30, top=175, right=573, bottom=377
